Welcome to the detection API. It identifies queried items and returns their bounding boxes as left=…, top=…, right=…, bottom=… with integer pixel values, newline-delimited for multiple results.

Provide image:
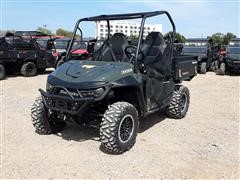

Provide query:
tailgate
left=173, top=55, right=198, bottom=81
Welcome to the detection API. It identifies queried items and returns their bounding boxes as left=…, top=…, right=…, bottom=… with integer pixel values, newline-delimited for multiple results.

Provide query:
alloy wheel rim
left=180, top=93, right=187, bottom=113
left=118, top=114, right=134, bottom=143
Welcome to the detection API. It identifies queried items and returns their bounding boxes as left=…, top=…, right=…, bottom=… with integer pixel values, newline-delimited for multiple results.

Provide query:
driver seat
left=99, top=33, right=129, bottom=62
left=141, top=32, right=171, bottom=79
left=141, top=32, right=166, bottom=65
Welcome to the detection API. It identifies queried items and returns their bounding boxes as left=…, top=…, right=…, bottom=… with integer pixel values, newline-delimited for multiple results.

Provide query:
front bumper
left=227, top=61, right=240, bottom=72
left=39, top=85, right=110, bottom=115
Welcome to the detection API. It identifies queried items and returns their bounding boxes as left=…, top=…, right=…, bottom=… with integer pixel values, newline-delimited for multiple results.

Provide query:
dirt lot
left=0, top=71, right=239, bottom=179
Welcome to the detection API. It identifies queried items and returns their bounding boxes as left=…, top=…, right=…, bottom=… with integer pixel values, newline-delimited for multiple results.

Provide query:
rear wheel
left=21, top=62, right=37, bottom=77
left=100, top=102, right=139, bottom=154
left=166, top=85, right=190, bottom=119
left=0, top=64, right=5, bottom=80
left=200, top=62, right=207, bottom=74
left=218, top=62, right=226, bottom=75
left=31, top=96, right=66, bottom=134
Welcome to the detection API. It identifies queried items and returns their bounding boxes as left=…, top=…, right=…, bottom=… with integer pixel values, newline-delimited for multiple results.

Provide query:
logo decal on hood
left=82, top=65, right=96, bottom=69
left=121, top=68, right=133, bottom=74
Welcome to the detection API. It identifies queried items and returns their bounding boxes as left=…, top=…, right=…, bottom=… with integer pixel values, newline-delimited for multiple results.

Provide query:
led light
left=93, top=87, right=104, bottom=97
left=46, top=82, right=54, bottom=92
left=80, top=87, right=104, bottom=98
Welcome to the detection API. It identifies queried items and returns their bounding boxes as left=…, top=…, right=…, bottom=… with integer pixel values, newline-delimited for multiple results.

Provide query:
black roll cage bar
left=66, top=11, right=176, bottom=71
left=11, top=31, right=57, bottom=50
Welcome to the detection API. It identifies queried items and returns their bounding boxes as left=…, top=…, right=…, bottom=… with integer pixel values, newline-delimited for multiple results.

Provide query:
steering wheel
left=124, top=45, right=144, bottom=63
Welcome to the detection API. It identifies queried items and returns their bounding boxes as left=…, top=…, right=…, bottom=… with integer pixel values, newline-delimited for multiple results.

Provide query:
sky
left=0, top=0, right=239, bottom=38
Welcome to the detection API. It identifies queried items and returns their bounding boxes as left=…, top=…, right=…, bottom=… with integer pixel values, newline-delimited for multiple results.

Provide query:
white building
left=96, top=21, right=162, bottom=39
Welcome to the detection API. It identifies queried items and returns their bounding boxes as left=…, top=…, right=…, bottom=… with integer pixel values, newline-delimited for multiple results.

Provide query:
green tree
left=56, top=28, right=81, bottom=39
left=36, top=27, right=53, bottom=35
left=56, top=28, right=73, bottom=37
left=210, top=33, right=224, bottom=44
left=223, top=32, right=237, bottom=45
left=164, top=31, right=186, bottom=43
left=129, top=34, right=138, bottom=39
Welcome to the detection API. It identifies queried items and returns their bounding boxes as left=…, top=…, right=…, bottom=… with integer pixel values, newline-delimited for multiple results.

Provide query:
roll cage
left=66, top=11, right=176, bottom=71
left=13, top=31, right=56, bottom=49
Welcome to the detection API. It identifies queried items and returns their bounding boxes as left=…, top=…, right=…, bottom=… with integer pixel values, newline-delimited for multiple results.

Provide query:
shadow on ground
left=55, top=124, right=100, bottom=142
left=55, top=111, right=167, bottom=143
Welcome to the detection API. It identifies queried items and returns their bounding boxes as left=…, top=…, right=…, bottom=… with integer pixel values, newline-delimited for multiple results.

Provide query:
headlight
left=46, top=82, right=54, bottom=92
left=80, top=87, right=104, bottom=98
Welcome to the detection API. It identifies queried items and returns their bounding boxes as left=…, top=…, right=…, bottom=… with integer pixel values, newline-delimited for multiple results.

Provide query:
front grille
left=52, top=87, right=81, bottom=98
left=44, top=96, right=83, bottom=112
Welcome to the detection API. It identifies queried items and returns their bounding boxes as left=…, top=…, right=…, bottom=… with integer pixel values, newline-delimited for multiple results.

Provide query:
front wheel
left=200, top=62, right=207, bottom=74
left=0, top=64, right=5, bottom=80
left=31, top=96, right=66, bottom=134
left=218, top=62, right=226, bottom=75
left=21, top=62, right=37, bottom=77
left=166, top=85, right=190, bottom=119
left=100, top=102, right=139, bottom=154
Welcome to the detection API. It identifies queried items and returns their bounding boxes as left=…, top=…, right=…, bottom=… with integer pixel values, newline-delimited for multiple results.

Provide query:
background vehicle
left=216, top=38, right=240, bottom=75
left=36, top=37, right=59, bottom=60
left=54, top=37, right=90, bottom=67
left=0, top=31, right=56, bottom=79
left=31, top=11, right=197, bottom=154
left=182, top=38, right=220, bottom=74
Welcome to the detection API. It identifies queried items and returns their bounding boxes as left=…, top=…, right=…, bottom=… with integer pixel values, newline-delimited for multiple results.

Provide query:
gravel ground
left=0, top=71, right=239, bottom=179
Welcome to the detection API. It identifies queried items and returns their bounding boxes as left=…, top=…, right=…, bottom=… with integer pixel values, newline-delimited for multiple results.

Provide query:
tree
left=164, top=31, right=186, bottom=43
left=210, top=33, right=224, bottom=44
left=209, top=32, right=237, bottom=45
left=223, top=32, right=237, bottom=45
left=56, top=28, right=81, bottom=39
left=56, top=28, right=73, bottom=37
left=129, top=34, right=138, bottom=39
left=36, top=27, right=53, bottom=35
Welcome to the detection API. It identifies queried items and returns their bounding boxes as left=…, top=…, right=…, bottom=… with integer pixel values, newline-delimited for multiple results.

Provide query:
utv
left=0, top=31, right=56, bottom=80
left=182, top=38, right=219, bottom=74
left=54, top=37, right=91, bottom=67
left=31, top=11, right=197, bottom=154
left=216, top=38, right=240, bottom=75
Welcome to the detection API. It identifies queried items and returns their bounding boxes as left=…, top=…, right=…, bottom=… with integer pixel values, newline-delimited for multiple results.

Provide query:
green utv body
left=182, top=38, right=221, bottom=74
left=31, top=11, right=197, bottom=154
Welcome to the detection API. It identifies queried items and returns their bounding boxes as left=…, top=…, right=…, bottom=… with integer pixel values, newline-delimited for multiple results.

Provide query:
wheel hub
left=118, top=115, right=134, bottom=143
left=180, top=93, right=187, bottom=113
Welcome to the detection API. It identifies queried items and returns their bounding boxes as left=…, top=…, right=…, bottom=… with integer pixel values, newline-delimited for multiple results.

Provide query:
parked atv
left=182, top=38, right=220, bottom=74
left=54, top=38, right=90, bottom=68
left=0, top=31, right=56, bottom=80
left=31, top=11, right=197, bottom=154
left=216, top=38, right=240, bottom=75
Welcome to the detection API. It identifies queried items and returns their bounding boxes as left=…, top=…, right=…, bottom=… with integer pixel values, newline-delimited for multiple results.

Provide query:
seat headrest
left=145, top=32, right=165, bottom=46
left=110, top=33, right=128, bottom=43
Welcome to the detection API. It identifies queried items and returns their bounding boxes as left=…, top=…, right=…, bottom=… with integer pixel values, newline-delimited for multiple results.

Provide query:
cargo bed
left=173, top=55, right=198, bottom=82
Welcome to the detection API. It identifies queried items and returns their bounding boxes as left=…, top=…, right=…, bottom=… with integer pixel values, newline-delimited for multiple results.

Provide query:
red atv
left=54, top=38, right=91, bottom=67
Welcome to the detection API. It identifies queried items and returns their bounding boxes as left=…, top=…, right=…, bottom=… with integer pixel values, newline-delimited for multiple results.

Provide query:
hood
left=48, top=60, right=134, bottom=87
